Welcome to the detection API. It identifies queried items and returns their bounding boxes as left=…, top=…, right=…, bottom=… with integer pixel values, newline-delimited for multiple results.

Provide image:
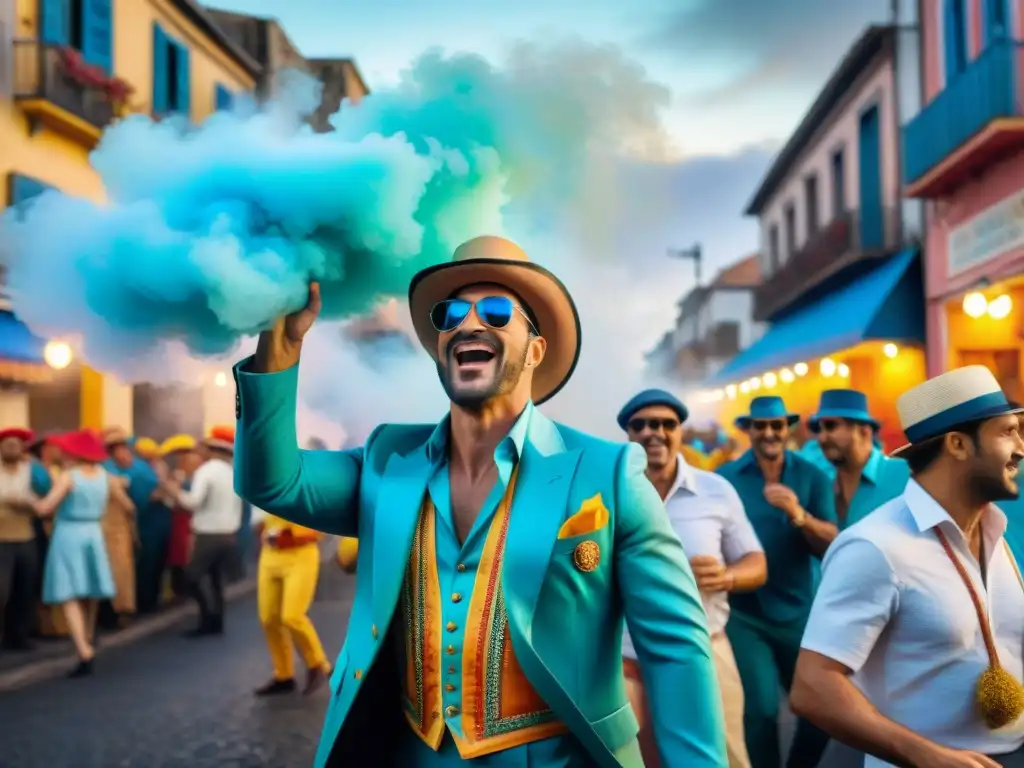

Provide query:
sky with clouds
left=203, top=0, right=897, bottom=402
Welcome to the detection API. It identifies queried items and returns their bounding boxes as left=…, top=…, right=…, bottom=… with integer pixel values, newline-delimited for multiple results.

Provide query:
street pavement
left=0, top=564, right=356, bottom=768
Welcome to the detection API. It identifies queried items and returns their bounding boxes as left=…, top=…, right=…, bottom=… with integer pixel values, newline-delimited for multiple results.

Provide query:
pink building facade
left=910, top=0, right=1024, bottom=396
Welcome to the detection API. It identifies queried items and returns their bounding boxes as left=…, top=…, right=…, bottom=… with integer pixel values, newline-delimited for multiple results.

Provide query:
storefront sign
left=948, top=187, right=1024, bottom=277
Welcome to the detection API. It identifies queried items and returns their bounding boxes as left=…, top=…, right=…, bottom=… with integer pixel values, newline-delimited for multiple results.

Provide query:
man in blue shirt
left=717, top=396, right=837, bottom=768
left=806, top=389, right=910, bottom=530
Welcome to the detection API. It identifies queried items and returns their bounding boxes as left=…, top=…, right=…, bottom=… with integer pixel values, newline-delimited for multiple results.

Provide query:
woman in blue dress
left=37, top=430, right=134, bottom=677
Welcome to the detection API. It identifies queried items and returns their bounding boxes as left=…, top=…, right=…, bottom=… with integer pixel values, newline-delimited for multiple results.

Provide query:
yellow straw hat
left=160, top=434, right=197, bottom=456
left=133, top=437, right=159, bottom=458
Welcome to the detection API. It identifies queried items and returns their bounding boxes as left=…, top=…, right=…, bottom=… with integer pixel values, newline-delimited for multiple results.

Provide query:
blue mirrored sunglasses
left=429, top=296, right=535, bottom=333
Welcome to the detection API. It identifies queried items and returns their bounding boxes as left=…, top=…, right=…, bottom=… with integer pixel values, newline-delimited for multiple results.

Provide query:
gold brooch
left=573, top=540, right=600, bottom=572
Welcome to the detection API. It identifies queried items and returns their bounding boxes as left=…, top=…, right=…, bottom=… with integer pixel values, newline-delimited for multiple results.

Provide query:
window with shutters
left=215, top=83, right=234, bottom=111
left=40, top=0, right=113, bottom=73
left=152, top=23, right=191, bottom=117
left=7, top=174, right=54, bottom=218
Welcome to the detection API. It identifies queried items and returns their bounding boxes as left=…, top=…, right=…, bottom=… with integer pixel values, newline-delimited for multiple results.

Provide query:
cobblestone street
left=0, top=565, right=355, bottom=768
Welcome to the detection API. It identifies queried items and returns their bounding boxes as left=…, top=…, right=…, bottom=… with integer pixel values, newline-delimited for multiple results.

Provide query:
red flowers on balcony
left=57, top=47, right=135, bottom=107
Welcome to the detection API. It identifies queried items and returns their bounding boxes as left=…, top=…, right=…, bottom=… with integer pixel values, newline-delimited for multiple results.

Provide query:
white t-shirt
left=801, top=480, right=1024, bottom=765
left=178, top=458, right=243, bottom=535
left=623, top=454, right=763, bottom=659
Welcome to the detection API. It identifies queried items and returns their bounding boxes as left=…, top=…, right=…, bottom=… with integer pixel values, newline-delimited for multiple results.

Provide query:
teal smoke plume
left=0, top=41, right=670, bottom=372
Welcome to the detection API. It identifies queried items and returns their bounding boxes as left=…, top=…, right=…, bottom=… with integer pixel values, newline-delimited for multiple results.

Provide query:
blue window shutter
left=80, top=0, right=113, bottom=72
left=944, top=0, right=967, bottom=81
left=215, top=84, right=233, bottom=111
left=984, top=0, right=1009, bottom=45
left=152, top=23, right=169, bottom=114
left=40, top=0, right=71, bottom=45
left=174, top=41, right=191, bottom=115
left=10, top=174, right=51, bottom=204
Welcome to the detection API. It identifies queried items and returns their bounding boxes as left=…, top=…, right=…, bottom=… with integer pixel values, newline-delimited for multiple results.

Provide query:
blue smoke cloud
left=0, top=40, right=673, bottom=376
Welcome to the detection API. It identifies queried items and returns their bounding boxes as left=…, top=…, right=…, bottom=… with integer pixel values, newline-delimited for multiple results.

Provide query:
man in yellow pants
left=254, top=513, right=332, bottom=696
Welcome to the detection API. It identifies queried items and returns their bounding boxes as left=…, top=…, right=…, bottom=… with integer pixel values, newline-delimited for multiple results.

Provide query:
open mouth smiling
left=453, top=342, right=497, bottom=366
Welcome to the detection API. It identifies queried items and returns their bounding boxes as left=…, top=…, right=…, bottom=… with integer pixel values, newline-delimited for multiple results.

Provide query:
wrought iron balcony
left=903, top=38, right=1024, bottom=198
left=753, top=207, right=903, bottom=322
left=12, top=39, right=114, bottom=146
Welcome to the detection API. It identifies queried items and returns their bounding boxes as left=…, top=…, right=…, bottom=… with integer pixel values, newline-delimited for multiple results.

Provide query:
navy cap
left=617, top=388, right=689, bottom=430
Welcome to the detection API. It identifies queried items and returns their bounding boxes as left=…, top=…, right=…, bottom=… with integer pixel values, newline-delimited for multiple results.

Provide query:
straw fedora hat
left=891, top=365, right=1024, bottom=456
left=408, top=236, right=582, bottom=405
left=202, top=425, right=235, bottom=454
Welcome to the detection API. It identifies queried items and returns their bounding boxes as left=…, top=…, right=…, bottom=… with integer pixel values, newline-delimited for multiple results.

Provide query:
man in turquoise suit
left=233, top=236, right=727, bottom=767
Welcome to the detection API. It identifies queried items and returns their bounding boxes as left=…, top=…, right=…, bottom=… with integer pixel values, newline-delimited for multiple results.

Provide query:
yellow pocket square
left=557, top=493, right=609, bottom=539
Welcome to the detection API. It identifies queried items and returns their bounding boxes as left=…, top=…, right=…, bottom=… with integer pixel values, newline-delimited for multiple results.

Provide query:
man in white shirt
left=619, top=389, right=767, bottom=768
left=792, top=367, right=1024, bottom=768
left=174, top=432, right=243, bottom=637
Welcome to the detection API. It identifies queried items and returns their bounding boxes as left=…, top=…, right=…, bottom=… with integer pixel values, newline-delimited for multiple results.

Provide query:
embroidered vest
left=398, top=466, right=568, bottom=757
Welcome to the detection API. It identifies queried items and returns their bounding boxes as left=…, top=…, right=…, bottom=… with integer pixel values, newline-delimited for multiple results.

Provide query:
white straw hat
left=892, top=366, right=1023, bottom=456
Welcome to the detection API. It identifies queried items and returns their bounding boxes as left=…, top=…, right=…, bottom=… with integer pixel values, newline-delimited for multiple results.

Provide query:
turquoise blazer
left=233, top=361, right=727, bottom=768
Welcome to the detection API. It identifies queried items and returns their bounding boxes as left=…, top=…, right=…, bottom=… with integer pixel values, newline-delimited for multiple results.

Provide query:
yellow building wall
left=115, top=0, right=256, bottom=119
left=3, top=0, right=255, bottom=431
left=713, top=340, right=927, bottom=453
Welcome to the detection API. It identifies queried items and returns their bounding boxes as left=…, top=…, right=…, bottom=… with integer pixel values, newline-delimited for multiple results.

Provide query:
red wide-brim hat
left=52, top=430, right=109, bottom=463
left=0, top=427, right=35, bottom=444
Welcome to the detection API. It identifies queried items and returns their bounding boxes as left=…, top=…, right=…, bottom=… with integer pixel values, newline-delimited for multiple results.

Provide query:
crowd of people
left=224, top=235, right=1024, bottom=768
left=0, top=424, right=251, bottom=676
left=619, top=385, right=909, bottom=768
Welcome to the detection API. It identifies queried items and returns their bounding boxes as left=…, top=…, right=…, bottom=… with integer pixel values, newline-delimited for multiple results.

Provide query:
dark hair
left=447, top=283, right=541, bottom=335
left=905, top=419, right=984, bottom=474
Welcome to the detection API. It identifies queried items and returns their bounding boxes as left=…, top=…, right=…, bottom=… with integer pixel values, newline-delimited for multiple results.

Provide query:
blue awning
left=707, top=248, right=923, bottom=386
left=0, top=311, right=46, bottom=364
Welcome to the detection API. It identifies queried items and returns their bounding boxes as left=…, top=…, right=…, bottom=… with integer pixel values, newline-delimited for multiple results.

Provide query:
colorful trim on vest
left=399, top=466, right=568, bottom=758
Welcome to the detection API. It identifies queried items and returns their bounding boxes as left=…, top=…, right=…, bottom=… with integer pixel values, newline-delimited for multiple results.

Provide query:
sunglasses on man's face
left=627, top=418, right=680, bottom=433
left=429, top=296, right=535, bottom=334
left=751, top=419, right=787, bottom=433
left=816, top=419, right=844, bottom=433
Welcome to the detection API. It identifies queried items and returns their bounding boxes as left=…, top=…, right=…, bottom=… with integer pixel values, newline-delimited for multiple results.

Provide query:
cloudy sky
left=204, top=0, right=896, bottom=413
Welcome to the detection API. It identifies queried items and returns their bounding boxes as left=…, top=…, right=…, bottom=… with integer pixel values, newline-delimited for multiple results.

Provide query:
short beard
left=970, top=471, right=1019, bottom=503
left=437, top=343, right=528, bottom=412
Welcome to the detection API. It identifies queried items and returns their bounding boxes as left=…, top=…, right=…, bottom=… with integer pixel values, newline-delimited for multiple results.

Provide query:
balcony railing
left=903, top=38, right=1024, bottom=196
left=12, top=40, right=114, bottom=138
left=754, top=206, right=902, bottom=321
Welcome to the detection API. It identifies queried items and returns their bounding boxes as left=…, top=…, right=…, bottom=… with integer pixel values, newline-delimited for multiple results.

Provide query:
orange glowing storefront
left=701, top=249, right=927, bottom=451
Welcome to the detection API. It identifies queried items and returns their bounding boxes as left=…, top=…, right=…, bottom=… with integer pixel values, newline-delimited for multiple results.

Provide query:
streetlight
left=43, top=340, right=72, bottom=370
left=669, top=243, right=703, bottom=343
left=668, top=243, right=703, bottom=286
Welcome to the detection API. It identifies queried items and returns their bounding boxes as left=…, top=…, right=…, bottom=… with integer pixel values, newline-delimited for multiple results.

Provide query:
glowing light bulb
left=214, top=372, right=228, bottom=387
left=763, top=372, right=777, bottom=388
left=837, top=363, right=850, bottom=378
left=988, top=294, right=1013, bottom=320
left=883, top=343, right=898, bottom=359
left=43, top=340, right=72, bottom=370
left=725, top=385, right=737, bottom=400
left=739, top=381, right=750, bottom=394
left=749, top=377, right=761, bottom=390
left=963, top=291, right=988, bottom=319
left=794, top=362, right=808, bottom=376
left=779, top=368, right=794, bottom=383
left=820, top=358, right=837, bottom=377
left=713, top=389, right=725, bottom=401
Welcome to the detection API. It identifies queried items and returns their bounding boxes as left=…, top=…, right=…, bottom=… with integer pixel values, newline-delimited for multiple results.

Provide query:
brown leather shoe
left=302, top=665, right=331, bottom=696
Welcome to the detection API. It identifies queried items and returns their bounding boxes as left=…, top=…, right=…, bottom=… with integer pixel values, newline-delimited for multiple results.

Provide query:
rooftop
left=180, top=0, right=262, bottom=78
left=744, top=25, right=893, bottom=216
left=711, top=253, right=761, bottom=288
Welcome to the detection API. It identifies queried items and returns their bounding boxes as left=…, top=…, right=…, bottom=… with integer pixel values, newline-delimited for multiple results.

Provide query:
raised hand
left=255, top=281, right=322, bottom=373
